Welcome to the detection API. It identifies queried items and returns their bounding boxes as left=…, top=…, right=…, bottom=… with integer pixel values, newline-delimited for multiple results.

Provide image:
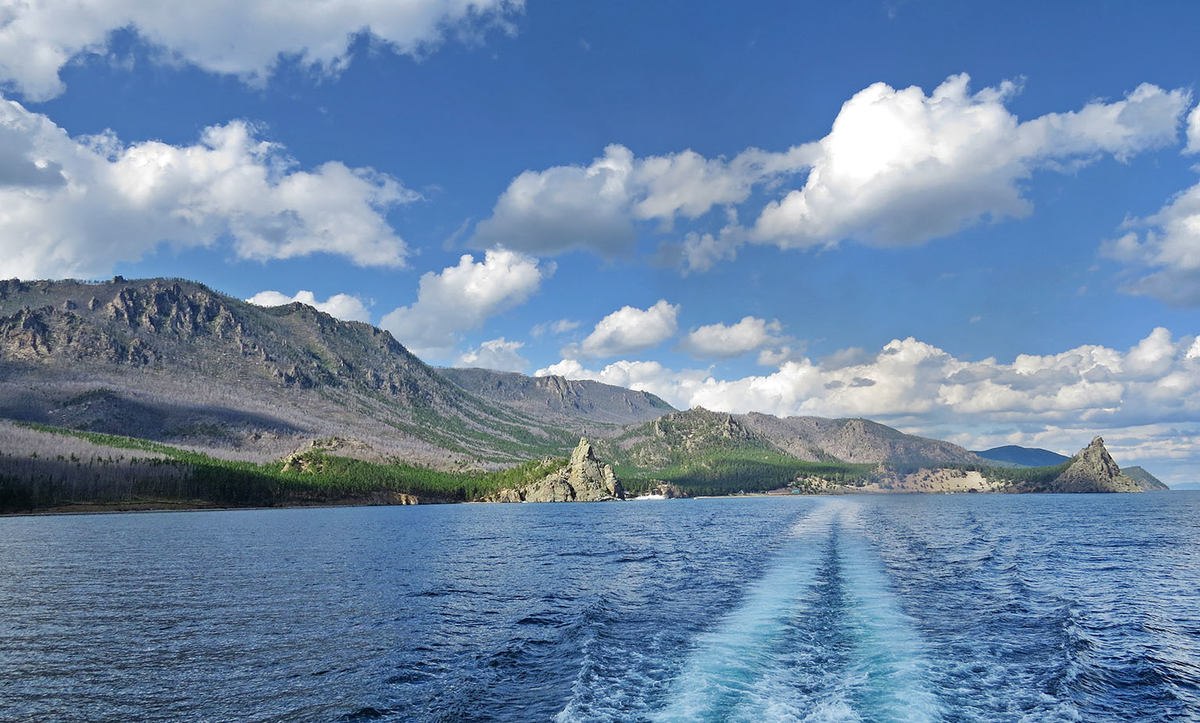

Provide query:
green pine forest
left=0, top=421, right=1077, bottom=512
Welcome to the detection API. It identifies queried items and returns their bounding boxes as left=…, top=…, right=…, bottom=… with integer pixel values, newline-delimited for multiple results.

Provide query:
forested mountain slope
left=0, top=277, right=576, bottom=465
left=973, top=445, right=1070, bottom=467
left=0, top=278, right=1167, bottom=511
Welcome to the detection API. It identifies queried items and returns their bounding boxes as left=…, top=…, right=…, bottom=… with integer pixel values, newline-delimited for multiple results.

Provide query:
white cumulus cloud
left=564, top=300, right=679, bottom=359
left=0, top=0, right=523, bottom=101
left=679, top=316, right=784, bottom=359
left=471, top=144, right=784, bottom=256
left=379, top=248, right=550, bottom=359
left=1186, top=104, right=1200, bottom=154
left=471, top=145, right=640, bottom=256
left=245, top=290, right=371, bottom=323
left=536, top=358, right=709, bottom=398
left=0, top=95, right=417, bottom=279
left=455, top=337, right=529, bottom=372
left=1103, top=180, right=1200, bottom=307
left=751, top=76, right=1189, bottom=249
left=474, top=75, right=1189, bottom=267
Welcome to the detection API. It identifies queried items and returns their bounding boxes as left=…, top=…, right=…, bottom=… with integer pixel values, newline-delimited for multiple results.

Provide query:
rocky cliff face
left=1052, top=437, right=1141, bottom=492
left=492, top=438, right=625, bottom=502
left=0, top=279, right=429, bottom=392
left=1021, top=436, right=1142, bottom=493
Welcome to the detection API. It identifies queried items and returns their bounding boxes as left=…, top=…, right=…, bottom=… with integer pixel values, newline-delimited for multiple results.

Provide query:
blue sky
left=3, top=1, right=1200, bottom=482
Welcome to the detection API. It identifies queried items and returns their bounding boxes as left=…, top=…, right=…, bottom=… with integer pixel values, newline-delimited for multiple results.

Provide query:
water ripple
left=0, top=494, right=1198, bottom=722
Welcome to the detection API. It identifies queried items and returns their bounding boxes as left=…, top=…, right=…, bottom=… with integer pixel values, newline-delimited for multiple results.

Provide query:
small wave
left=384, top=669, right=432, bottom=684
left=410, top=588, right=474, bottom=598
left=516, top=615, right=567, bottom=627
left=335, top=706, right=391, bottom=721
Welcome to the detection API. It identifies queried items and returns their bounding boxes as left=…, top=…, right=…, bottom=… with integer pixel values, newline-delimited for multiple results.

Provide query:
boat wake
left=559, top=499, right=943, bottom=723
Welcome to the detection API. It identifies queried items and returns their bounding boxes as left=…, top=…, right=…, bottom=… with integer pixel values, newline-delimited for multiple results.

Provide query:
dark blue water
left=1, top=494, right=1198, bottom=722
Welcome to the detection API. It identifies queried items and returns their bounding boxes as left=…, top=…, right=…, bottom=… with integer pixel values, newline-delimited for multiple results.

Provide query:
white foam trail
left=837, top=506, right=943, bottom=723
left=639, top=499, right=944, bottom=723
left=649, top=500, right=842, bottom=723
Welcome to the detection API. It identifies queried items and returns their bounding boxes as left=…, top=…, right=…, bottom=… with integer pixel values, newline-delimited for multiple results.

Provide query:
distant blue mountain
left=972, top=445, right=1070, bottom=468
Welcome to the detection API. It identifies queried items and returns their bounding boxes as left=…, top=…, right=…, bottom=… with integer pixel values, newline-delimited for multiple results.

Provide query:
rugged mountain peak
left=570, top=437, right=599, bottom=466
left=106, top=281, right=239, bottom=339
left=651, top=408, right=754, bottom=441
left=1080, top=436, right=1121, bottom=476
left=538, top=374, right=574, bottom=397
left=493, top=437, right=625, bottom=503
left=563, top=437, right=623, bottom=501
left=1052, top=436, right=1141, bottom=493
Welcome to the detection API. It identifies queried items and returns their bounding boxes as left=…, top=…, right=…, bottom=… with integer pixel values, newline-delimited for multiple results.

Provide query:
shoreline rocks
left=491, top=438, right=625, bottom=503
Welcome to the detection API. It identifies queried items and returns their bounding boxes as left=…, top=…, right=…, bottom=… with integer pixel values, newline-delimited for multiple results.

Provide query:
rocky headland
left=488, top=439, right=625, bottom=503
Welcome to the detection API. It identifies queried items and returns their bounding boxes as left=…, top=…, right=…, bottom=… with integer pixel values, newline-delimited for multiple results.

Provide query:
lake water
left=2, top=494, right=1198, bottom=722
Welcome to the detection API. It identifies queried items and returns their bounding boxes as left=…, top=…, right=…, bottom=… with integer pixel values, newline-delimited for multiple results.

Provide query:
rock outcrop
left=642, top=481, right=685, bottom=499
left=367, top=491, right=421, bottom=505
left=1046, top=437, right=1141, bottom=493
left=493, top=438, right=625, bottom=503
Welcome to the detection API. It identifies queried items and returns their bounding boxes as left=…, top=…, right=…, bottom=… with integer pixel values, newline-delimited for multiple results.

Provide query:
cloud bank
left=1186, top=104, right=1200, bottom=154
left=751, top=77, right=1186, bottom=249
left=537, top=327, right=1200, bottom=468
left=0, top=0, right=523, bottom=101
left=0, top=95, right=416, bottom=279
left=679, top=316, right=785, bottom=359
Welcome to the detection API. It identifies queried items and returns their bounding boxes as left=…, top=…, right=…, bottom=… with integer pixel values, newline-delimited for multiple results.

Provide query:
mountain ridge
left=0, top=277, right=576, bottom=465
left=1123, top=465, right=1169, bottom=492
left=438, top=367, right=674, bottom=428
left=0, top=276, right=1168, bottom=509
left=973, top=445, right=1070, bottom=468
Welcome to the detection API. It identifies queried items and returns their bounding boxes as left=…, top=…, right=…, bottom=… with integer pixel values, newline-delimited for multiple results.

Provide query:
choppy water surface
left=2, top=493, right=1198, bottom=722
